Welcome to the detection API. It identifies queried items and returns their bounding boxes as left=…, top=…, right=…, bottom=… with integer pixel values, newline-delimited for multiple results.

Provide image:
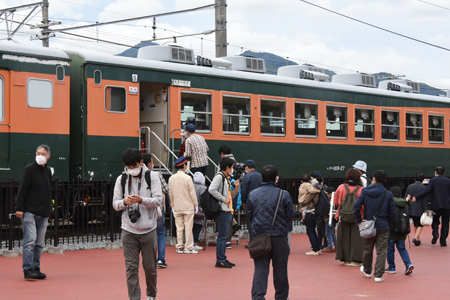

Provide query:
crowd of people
left=15, top=132, right=450, bottom=300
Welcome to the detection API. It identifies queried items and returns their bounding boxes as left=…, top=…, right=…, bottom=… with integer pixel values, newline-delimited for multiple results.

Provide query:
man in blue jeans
left=16, top=144, right=52, bottom=280
left=143, top=153, right=169, bottom=268
left=209, top=157, right=235, bottom=268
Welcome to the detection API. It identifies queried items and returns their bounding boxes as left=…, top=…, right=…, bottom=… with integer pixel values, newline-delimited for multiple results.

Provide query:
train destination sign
left=171, top=79, right=191, bottom=87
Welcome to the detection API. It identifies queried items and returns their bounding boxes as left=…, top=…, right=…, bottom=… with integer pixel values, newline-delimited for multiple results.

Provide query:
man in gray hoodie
left=113, top=149, right=163, bottom=300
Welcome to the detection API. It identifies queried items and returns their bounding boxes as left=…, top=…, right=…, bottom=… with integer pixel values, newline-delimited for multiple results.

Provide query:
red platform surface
left=1, top=226, right=449, bottom=300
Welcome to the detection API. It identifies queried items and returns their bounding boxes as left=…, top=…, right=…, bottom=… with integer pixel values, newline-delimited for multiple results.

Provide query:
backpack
left=390, top=204, right=411, bottom=235
left=339, top=184, right=362, bottom=223
left=121, top=170, right=152, bottom=198
left=313, top=184, right=331, bottom=217
left=200, top=173, right=226, bottom=220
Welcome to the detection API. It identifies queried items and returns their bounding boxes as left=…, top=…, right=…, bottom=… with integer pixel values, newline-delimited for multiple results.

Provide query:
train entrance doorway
left=0, top=70, right=10, bottom=170
left=138, top=82, right=169, bottom=171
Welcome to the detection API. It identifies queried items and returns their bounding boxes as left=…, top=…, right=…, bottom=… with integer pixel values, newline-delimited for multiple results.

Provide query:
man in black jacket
left=241, top=159, right=263, bottom=243
left=413, top=166, right=450, bottom=246
left=246, top=165, right=294, bottom=300
left=16, top=145, right=52, bottom=280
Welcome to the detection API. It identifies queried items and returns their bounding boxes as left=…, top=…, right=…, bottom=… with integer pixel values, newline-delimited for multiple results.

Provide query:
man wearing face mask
left=16, top=144, right=52, bottom=280
left=112, top=148, right=162, bottom=300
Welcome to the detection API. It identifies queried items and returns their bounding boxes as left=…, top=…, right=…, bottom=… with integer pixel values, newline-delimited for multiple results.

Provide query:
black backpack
left=339, top=184, right=362, bottom=223
left=200, top=173, right=226, bottom=220
left=390, top=204, right=411, bottom=235
left=121, top=170, right=152, bottom=197
left=314, top=184, right=331, bottom=217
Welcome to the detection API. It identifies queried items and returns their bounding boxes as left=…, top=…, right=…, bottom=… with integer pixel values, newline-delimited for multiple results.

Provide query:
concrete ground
left=0, top=226, right=449, bottom=300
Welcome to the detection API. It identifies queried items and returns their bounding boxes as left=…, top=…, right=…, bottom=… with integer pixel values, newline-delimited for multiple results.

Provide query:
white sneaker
left=374, top=277, right=384, bottom=283
left=360, top=266, right=371, bottom=278
left=305, top=250, right=320, bottom=256
left=147, top=297, right=156, bottom=300
left=193, top=245, right=203, bottom=250
left=184, top=249, right=199, bottom=254
left=176, top=248, right=184, bottom=254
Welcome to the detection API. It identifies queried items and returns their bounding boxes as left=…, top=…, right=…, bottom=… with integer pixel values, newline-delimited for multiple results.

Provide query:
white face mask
left=35, top=155, right=47, bottom=166
left=230, top=168, right=234, bottom=174
left=128, top=166, right=141, bottom=177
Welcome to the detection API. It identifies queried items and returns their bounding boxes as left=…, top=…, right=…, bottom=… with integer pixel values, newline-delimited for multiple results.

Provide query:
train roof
left=0, top=41, right=70, bottom=61
left=66, top=48, right=449, bottom=105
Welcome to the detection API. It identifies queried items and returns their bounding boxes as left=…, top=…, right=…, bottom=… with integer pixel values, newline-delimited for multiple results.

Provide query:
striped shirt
left=185, top=133, right=209, bottom=168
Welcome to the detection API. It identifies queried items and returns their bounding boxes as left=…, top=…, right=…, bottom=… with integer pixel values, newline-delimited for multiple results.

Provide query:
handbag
left=420, top=210, right=433, bottom=226
left=359, top=190, right=387, bottom=239
left=248, top=189, right=283, bottom=259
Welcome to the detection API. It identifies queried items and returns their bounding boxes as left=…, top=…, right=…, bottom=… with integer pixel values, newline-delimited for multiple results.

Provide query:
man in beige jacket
left=169, top=156, right=199, bottom=254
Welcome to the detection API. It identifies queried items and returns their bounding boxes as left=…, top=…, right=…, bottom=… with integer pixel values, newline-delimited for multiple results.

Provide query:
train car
left=65, top=44, right=450, bottom=180
left=0, top=42, right=71, bottom=180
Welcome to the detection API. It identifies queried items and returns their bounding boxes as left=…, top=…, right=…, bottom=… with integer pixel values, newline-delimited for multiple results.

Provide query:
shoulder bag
left=359, top=190, right=387, bottom=239
left=248, top=189, right=283, bottom=259
left=420, top=210, right=433, bottom=226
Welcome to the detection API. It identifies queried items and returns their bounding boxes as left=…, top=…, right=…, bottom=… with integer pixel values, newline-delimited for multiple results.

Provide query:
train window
left=355, top=108, right=374, bottom=140
left=223, top=95, right=250, bottom=134
left=261, top=99, right=285, bottom=135
left=429, top=114, right=444, bottom=143
left=94, top=70, right=102, bottom=85
left=406, top=112, right=422, bottom=142
left=326, top=105, right=347, bottom=139
left=27, top=79, right=53, bottom=109
left=56, top=66, right=65, bottom=82
left=0, top=77, right=3, bottom=122
left=381, top=110, right=399, bottom=141
left=181, top=91, right=212, bottom=132
left=295, top=102, right=317, bottom=137
left=105, top=86, right=126, bottom=112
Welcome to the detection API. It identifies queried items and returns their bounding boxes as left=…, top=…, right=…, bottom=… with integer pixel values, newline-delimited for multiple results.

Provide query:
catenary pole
left=42, top=0, right=49, bottom=47
left=215, top=0, right=227, bottom=57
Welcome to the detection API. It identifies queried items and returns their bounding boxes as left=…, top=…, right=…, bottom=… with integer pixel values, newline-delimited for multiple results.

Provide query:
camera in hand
left=128, top=208, right=141, bottom=223
left=232, top=162, right=247, bottom=183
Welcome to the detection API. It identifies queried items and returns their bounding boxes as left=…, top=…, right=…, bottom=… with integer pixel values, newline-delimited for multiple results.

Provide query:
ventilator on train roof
left=331, top=73, right=376, bottom=88
left=378, top=79, right=420, bottom=93
left=277, top=65, right=329, bottom=82
left=137, top=45, right=195, bottom=65
left=221, top=56, right=266, bottom=73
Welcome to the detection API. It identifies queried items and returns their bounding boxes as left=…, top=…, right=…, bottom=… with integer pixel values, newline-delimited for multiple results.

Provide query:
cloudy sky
left=1, top=0, right=450, bottom=89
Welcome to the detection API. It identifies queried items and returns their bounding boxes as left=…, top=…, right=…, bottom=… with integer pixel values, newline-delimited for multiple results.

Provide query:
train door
left=0, top=70, right=9, bottom=170
left=139, top=82, right=169, bottom=169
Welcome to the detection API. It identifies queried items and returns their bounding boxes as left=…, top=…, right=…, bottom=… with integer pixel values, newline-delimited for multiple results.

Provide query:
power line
left=299, top=0, right=450, bottom=52
left=418, top=0, right=450, bottom=11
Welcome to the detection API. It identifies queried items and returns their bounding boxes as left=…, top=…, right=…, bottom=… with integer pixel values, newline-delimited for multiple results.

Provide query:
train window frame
left=56, top=66, right=65, bottom=82
left=428, top=114, right=444, bottom=144
left=94, top=70, right=102, bottom=85
left=222, top=94, right=251, bottom=135
left=326, top=104, right=347, bottom=139
left=260, top=98, right=286, bottom=137
left=104, top=85, right=127, bottom=113
left=0, top=76, right=3, bottom=122
left=180, top=91, right=212, bottom=133
left=405, top=112, right=422, bottom=143
left=294, top=101, right=318, bottom=138
left=381, top=110, right=400, bottom=141
left=27, top=78, right=53, bottom=109
left=355, top=107, right=374, bottom=141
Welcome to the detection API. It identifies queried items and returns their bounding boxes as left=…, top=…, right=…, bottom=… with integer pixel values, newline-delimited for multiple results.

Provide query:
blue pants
left=387, top=239, right=411, bottom=269
left=325, top=218, right=337, bottom=249
left=156, top=207, right=166, bottom=263
left=305, top=213, right=320, bottom=252
left=22, top=212, right=48, bottom=272
left=216, top=210, right=232, bottom=263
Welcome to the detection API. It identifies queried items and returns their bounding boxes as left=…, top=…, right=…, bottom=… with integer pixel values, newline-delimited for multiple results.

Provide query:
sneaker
left=184, top=249, right=199, bottom=254
left=215, top=261, right=232, bottom=268
left=343, top=262, right=352, bottom=266
left=305, top=250, right=320, bottom=256
left=34, top=268, right=46, bottom=279
left=24, top=270, right=40, bottom=280
left=374, top=277, right=384, bottom=283
left=157, top=260, right=167, bottom=268
left=226, top=242, right=232, bottom=249
left=360, top=266, right=371, bottom=278
left=147, top=297, right=156, bottom=300
left=193, top=245, right=203, bottom=251
left=322, top=248, right=335, bottom=253
left=405, top=264, right=414, bottom=275
left=318, top=249, right=323, bottom=254
left=225, top=260, right=235, bottom=267
left=385, top=268, right=396, bottom=274
left=349, top=262, right=362, bottom=267
left=176, top=248, right=184, bottom=254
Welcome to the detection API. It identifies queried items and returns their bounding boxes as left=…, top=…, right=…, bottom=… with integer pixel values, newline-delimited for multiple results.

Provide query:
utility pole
left=42, top=0, right=49, bottom=47
left=215, top=0, right=227, bottom=58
